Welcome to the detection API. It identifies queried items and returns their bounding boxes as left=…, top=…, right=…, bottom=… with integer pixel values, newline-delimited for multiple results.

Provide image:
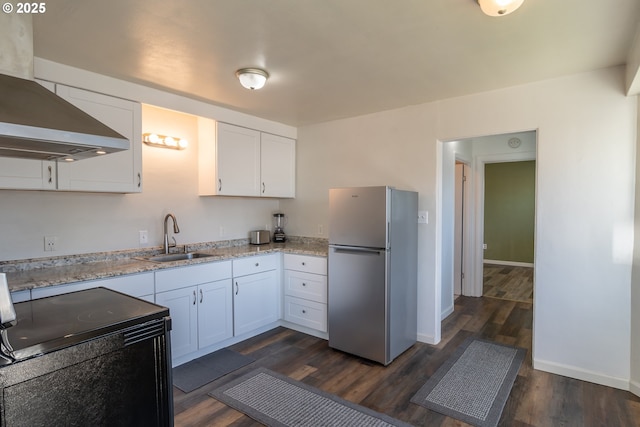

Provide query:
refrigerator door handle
left=330, top=245, right=384, bottom=255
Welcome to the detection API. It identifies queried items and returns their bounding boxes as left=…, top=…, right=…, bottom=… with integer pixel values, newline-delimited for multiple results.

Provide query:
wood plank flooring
left=483, top=264, right=533, bottom=303
left=173, top=296, right=640, bottom=426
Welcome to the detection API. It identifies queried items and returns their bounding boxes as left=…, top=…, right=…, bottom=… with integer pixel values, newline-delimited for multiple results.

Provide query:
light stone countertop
left=2, top=238, right=328, bottom=293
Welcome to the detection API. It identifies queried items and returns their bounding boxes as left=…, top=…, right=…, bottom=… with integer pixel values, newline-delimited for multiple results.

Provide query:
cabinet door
left=233, top=270, right=279, bottom=336
left=0, top=159, right=56, bottom=190
left=55, top=85, right=142, bottom=193
left=198, top=279, right=233, bottom=348
left=155, top=286, right=198, bottom=359
left=260, top=133, right=295, bottom=198
left=0, top=80, right=57, bottom=191
left=216, top=123, right=261, bottom=196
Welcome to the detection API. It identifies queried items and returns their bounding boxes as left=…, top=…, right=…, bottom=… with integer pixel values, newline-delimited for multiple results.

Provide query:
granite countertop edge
left=2, top=237, right=328, bottom=293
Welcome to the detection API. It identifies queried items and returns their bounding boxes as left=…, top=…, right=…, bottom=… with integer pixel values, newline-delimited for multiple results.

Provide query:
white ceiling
left=33, top=0, right=640, bottom=127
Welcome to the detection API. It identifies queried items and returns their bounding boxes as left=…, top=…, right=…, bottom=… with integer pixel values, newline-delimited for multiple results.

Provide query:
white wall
left=0, top=104, right=280, bottom=261
left=284, top=66, right=637, bottom=390
left=280, top=103, right=442, bottom=344
left=0, top=61, right=296, bottom=262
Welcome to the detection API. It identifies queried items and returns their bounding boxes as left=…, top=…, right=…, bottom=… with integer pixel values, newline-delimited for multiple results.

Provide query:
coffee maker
left=273, top=213, right=286, bottom=242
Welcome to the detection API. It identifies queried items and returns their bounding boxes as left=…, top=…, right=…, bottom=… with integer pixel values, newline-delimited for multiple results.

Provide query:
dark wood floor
left=483, top=264, right=533, bottom=303
left=173, top=296, right=640, bottom=426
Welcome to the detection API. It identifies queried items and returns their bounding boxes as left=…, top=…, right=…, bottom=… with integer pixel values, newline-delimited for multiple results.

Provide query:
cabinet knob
left=302, top=262, right=306, bottom=266
left=255, top=262, right=259, bottom=267
left=302, top=310, right=306, bottom=314
left=302, top=283, right=306, bottom=287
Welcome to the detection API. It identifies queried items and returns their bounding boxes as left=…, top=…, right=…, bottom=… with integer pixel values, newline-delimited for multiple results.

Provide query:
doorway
left=441, top=130, right=537, bottom=317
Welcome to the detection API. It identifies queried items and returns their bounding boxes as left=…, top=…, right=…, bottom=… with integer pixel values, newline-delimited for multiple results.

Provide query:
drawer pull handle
left=193, top=290, right=196, bottom=305
left=200, top=289, right=203, bottom=303
left=235, top=282, right=239, bottom=295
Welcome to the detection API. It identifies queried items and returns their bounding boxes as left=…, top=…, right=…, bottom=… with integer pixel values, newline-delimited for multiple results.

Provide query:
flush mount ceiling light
left=477, top=0, right=524, bottom=16
left=142, top=133, right=188, bottom=150
left=236, top=68, right=269, bottom=90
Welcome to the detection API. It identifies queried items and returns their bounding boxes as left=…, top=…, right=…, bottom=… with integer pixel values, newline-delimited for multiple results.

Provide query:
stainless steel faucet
left=163, top=213, right=180, bottom=254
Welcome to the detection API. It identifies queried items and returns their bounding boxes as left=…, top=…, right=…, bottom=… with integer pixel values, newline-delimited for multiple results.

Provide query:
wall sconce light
left=236, top=68, right=269, bottom=90
left=477, top=0, right=524, bottom=16
left=142, top=133, right=188, bottom=150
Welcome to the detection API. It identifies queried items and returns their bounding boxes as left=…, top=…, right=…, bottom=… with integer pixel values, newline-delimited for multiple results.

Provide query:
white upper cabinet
left=199, top=120, right=295, bottom=198
left=0, top=80, right=57, bottom=190
left=260, top=132, right=296, bottom=198
left=55, top=85, right=142, bottom=193
left=207, top=121, right=261, bottom=196
left=0, top=159, right=57, bottom=190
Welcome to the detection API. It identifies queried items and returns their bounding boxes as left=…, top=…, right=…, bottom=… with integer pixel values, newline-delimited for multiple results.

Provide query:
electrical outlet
left=418, top=211, right=428, bottom=224
left=139, top=230, right=148, bottom=245
left=483, top=243, right=487, bottom=250
left=44, top=236, right=58, bottom=252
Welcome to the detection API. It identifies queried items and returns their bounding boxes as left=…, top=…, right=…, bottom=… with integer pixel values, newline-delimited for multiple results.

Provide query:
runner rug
left=411, top=337, right=526, bottom=427
left=209, top=367, right=412, bottom=427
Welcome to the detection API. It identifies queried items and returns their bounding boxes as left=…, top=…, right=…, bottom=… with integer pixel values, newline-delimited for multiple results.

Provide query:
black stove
left=4, top=287, right=169, bottom=363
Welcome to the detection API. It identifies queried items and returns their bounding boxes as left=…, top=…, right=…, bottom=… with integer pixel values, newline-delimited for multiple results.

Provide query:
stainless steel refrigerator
left=328, top=186, right=418, bottom=365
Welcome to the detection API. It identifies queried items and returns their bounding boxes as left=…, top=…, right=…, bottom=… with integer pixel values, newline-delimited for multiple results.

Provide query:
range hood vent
left=0, top=73, right=130, bottom=161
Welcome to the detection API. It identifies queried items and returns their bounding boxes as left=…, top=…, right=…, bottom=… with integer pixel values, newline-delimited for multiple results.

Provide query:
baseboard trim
left=630, top=379, right=640, bottom=397
left=441, top=303, right=454, bottom=320
left=417, top=332, right=438, bottom=345
left=534, top=358, right=629, bottom=391
left=484, top=259, right=534, bottom=268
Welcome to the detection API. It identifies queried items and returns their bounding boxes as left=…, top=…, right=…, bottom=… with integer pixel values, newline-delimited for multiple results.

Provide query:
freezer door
left=328, top=245, right=388, bottom=364
left=329, top=186, right=388, bottom=248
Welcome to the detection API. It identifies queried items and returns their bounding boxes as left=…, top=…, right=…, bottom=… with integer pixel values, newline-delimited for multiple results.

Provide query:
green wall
left=484, top=161, right=535, bottom=263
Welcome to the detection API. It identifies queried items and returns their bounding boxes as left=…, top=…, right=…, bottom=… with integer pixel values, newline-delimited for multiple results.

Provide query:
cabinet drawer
left=283, top=254, right=326, bottom=275
left=155, top=261, right=232, bottom=293
left=284, top=296, right=326, bottom=332
left=233, top=254, right=278, bottom=277
left=283, top=270, right=327, bottom=303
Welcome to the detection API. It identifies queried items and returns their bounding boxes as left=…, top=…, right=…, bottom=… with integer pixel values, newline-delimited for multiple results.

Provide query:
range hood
left=0, top=73, right=130, bottom=161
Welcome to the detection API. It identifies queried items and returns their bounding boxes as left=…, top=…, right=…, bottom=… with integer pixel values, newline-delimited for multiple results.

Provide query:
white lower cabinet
left=283, top=254, right=328, bottom=332
left=232, top=254, right=280, bottom=336
left=154, top=261, right=233, bottom=361
left=31, top=272, right=155, bottom=302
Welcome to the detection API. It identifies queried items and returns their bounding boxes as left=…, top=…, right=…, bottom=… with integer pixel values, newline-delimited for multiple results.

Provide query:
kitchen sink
left=142, top=252, right=215, bottom=263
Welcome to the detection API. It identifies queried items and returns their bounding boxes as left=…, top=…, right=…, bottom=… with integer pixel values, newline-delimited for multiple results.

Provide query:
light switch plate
left=418, top=211, right=428, bottom=224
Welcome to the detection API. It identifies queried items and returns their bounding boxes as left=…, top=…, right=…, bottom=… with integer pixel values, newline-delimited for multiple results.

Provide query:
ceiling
left=33, top=0, right=640, bottom=127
